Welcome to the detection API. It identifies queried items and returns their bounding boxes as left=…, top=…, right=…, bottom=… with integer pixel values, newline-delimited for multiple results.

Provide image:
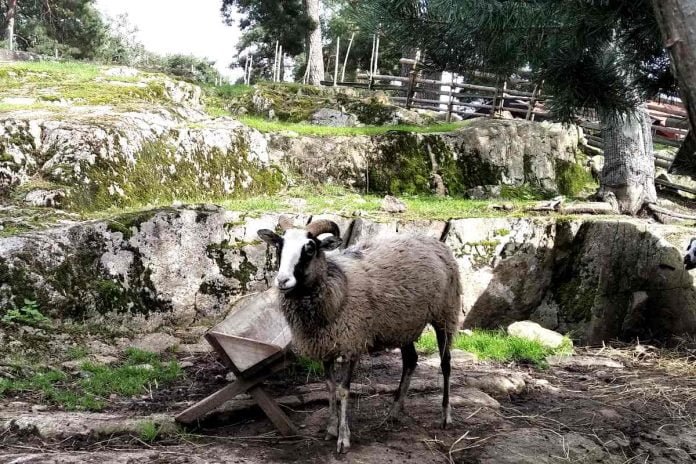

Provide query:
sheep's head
left=685, top=238, right=696, bottom=270
left=257, top=218, right=342, bottom=292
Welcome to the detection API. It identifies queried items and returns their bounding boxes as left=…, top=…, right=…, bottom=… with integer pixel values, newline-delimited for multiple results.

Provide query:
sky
left=96, top=0, right=243, bottom=81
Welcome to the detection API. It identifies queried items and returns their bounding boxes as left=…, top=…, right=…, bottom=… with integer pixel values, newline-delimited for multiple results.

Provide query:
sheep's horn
left=278, top=215, right=295, bottom=231
left=306, top=219, right=340, bottom=238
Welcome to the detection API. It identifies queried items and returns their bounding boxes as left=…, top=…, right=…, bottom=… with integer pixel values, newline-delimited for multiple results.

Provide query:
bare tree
left=652, top=1, right=696, bottom=176
left=5, top=0, right=17, bottom=50
left=304, top=0, right=324, bottom=85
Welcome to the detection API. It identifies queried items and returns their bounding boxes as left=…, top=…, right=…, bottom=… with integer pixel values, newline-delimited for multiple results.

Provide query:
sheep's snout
left=275, top=274, right=296, bottom=291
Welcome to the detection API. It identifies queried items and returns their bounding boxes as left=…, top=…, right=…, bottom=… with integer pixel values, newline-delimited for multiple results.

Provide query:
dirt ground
left=2, top=344, right=696, bottom=464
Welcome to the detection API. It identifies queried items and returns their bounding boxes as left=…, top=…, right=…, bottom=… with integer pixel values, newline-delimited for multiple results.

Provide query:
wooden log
left=652, top=125, right=688, bottom=137
left=647, top=102, right=688, bottom=117
left=654, top=135, right=682, bottom=148
left=655, top=177, right=696, bottom=195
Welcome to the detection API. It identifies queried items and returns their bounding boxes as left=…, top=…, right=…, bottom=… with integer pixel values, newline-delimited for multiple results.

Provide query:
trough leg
left=324, top=360, right=338, bottom=440
left=249, top=386, right=299, bottom=437
left=335, top=356, right=356, bottom=454
left=389, top=342, right=418, bottom=419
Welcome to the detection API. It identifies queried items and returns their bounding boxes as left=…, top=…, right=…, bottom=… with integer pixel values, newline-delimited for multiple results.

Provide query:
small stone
left=61, top=360, right=82, bottom=371
left=225, top=372, right=237, bottom=382
left=23, top=189, right=66, bottom=208
left=507, top=321, right=567, bottom=349
left=285, top=198, right=307, bottom=211
left=380, top=195, right=407, bottom=213
left=91, top=355, right=119, bottom=365
left=9, top=401, right=30, bottom=409
left=180, top=361, right=194, bottom=368
left=310, top=108, right=358, bottom=127
left=130, top=333, right=180, bottom=354
left=31, top=405, right=49, bottom=412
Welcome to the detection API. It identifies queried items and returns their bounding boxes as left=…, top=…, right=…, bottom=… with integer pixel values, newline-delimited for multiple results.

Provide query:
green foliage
left=239, top=115, right=465, bottom=136
left=1, top=0, right=108, bottom=60
left=67, top=346, right=89, bottom=360
left=222, top=0, right=312, bottom=82
left=296, top=356, right=325, bottom=376
left=358, top=0, right=675, bottom=121
left=555, top=159, right=596, bottom=198
left=416, top=329, right=573, bottom=367
left=0, top=349, right=182, bottom=411
left=1, top=299, right=50, bottom=327
left=0, top=61, right=169, bottom=109
left=138, top=421, right=160, bottom=442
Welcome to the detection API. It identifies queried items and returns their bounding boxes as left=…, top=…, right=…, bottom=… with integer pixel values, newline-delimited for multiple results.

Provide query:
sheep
left=685, top=238, right=696, bottom=270
left=257, top=218, right=461, bottom=453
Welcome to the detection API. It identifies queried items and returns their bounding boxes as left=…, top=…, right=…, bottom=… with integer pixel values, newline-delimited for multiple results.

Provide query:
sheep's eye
left=304, top=242, right=316, bottom=256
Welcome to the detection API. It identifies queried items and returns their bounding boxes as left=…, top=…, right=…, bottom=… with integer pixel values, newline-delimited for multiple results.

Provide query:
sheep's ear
left=258, top=229, right=282, bottom=247
left=319, top=236, right=342, bottom=251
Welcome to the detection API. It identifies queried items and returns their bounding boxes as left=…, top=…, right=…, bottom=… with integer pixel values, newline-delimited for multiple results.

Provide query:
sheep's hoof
left=385, top=406, right=404, bottom=425
left=441, top=406, right=452, bottom=429
left=337, top=435, right=350, bottom=454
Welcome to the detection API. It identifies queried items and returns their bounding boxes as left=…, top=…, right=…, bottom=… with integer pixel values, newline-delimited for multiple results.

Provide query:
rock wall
left=2, top=210, right=696, bottom=344
left=267, top=119, right=587, bottom=196
left=2, top=105, right=584, bottom=210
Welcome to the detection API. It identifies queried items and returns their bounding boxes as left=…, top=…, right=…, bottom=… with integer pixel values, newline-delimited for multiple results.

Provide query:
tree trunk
left=304, top=0, right=324, bottom=85
left=599, top=106, right=657, bottom=214
left=670, top=129, right=696, bottom=174
left=5, top=0, right=17, bottom=51
left=652, top=0, right=696, bottom=177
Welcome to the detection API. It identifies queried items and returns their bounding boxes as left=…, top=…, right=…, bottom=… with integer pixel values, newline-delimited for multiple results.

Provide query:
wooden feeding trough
left=175, top=288, right=298, bottom=436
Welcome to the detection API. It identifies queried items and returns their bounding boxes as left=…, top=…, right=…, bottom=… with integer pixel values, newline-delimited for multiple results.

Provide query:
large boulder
left=0, top=111, right=281, bottom=210
left=0, top=208, right=310, bottom=329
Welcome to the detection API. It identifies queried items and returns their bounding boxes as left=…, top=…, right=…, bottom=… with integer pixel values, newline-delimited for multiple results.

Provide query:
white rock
left=507, top=321, right=566, bottom=349
left=380, top=195, right=407, bottom=213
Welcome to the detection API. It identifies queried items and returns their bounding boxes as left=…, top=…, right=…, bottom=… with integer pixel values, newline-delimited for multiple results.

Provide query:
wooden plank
left=175, top=356, right=293, bottom=424
left=647, top=102, right=687, bottom=117
left=656, top=177, right=696, bottom=195
left=654, top=135, right=682, bottom=148
left=652, top=125, right=688, bottom=137
left=211, top=332, right=282, bottom=372
left=249, top=386, right=299, bottom=437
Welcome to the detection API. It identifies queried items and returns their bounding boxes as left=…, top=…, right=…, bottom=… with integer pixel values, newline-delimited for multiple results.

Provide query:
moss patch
left=555, top=157, right=595, bottom=198
left=64, top=137, right=284, bottom=213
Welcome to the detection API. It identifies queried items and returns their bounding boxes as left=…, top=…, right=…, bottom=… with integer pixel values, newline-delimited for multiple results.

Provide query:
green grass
left=138, top=420, right=161, bottom=442
left=416, top=329, right=572, bottom=367
left=238, top=115, right=468, bottom=137
left=295, top=356, right=325, bottom=377
left=219, top=185, right=534, bottom=221
left=66, top=345, right=89, bottom=360
left=0, top=61, right=170, bottom=109
left=0, top=349, right=182, bottom=411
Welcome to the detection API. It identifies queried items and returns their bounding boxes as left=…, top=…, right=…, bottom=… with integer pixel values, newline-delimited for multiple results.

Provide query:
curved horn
left=278, top=215, right=295, bottom=231
left=306, top=219, right=340, bottom=238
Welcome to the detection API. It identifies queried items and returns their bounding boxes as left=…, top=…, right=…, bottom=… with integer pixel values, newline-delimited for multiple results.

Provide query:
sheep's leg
left=323, top=360, right=338, bottom=440
left=335, top=356, right=356, bottom=454
left=435, top=327, right=453, bottom=428
left=388, top=342, right=418, bottom=419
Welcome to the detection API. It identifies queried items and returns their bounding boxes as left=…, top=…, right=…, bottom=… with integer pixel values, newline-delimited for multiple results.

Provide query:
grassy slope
left=0, top=61, right=171, bottom=110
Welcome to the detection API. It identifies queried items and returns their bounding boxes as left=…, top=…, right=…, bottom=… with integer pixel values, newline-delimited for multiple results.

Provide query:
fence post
left=526, top=84, right=538, bottom=120
left=446, top=74, right=455, bottom=122
left=489, top=78, right=499, bottom=118
left=273, top=41, right=279, bottom=82
left=333, top=37, right=340, bottom=86
left=498, top=80, right=507, bottom=114
left=341, top=32, right=355, bottom=82
left=368, top=34, right=376, bottom=90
